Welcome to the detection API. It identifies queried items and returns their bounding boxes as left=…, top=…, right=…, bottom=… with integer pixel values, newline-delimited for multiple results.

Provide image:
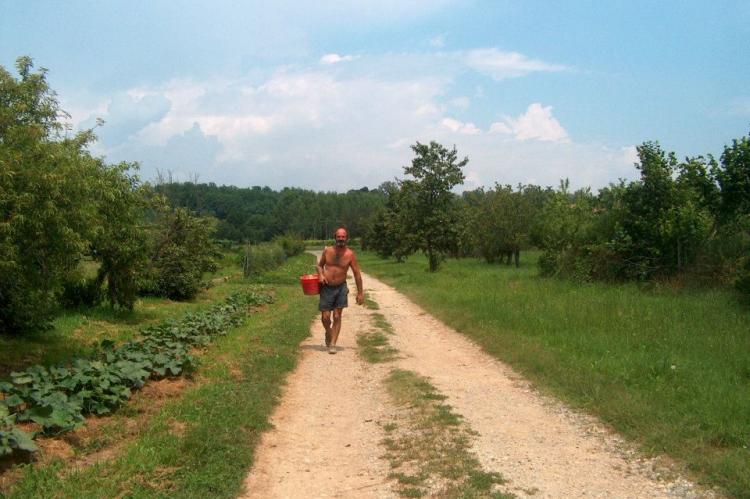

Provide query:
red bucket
left=300, top=274, right=321, bottom=295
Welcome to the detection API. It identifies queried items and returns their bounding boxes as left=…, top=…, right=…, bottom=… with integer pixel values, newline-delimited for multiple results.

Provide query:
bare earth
left=241, top=266, right=714, bottom=498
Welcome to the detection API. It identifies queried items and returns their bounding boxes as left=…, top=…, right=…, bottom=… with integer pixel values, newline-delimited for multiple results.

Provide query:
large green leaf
left=9, top=427, right=38, bottom=452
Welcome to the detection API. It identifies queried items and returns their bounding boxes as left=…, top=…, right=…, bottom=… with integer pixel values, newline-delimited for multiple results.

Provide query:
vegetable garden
left=0, top=290, right=272, bottom=458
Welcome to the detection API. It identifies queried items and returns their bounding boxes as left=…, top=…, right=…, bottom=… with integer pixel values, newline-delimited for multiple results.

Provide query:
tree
left=139, top=204, right=221, bottom=300
left=398, top=141, right=467, bottom=271
left=91, top=162, right=151, bottom=309
left=466, top=184, right=541, bottom=267
left=1, top=58, right=111, bottom=331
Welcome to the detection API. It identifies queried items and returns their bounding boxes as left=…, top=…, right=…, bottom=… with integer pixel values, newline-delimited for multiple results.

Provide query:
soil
left=241, top=267, right=719, bottom=498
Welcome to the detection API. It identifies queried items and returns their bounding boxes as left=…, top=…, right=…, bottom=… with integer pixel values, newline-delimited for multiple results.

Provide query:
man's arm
left=316, top=249, right=328, bottom=284
left=350, top=252, right=364, bottom=305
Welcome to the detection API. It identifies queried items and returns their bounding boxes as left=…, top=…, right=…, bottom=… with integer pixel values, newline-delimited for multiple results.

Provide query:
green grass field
left=1, top=253, right=319, bottom=498
left=359, top=251, right=750, bottom=498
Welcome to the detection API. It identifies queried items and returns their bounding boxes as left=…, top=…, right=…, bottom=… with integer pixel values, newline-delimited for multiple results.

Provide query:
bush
left=139, top=207, right=220, bottom=300
left=59, top=269, right=102, bottom=308
left=272, top=234, right=305, bottom=257
left=0, top=267, right=55, bottom=334
left=243, top=242, right=287, bottom=277
left=736, top=257, right=750, bottom=303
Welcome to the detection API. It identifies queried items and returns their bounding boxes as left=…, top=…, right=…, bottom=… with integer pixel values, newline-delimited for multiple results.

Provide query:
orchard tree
left=0, top=57, right=102, bottom=331
left=398, top=141, right=467, bottom=271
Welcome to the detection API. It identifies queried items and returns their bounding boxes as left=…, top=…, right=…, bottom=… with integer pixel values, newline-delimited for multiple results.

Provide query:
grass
left=359, top=251, right=750, bottom=498
left=382, top=369, right=511, bottom=498
left=357, top=301, right=399, bottom=364
left=1, top=253, right=320, bottom=498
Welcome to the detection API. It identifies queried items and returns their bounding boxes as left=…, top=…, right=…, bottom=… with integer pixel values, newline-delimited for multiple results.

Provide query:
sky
left=2, top=0, right=749, bottom=192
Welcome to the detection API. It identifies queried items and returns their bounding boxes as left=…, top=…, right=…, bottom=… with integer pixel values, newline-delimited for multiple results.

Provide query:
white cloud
left=441, top=117, right=480, bottom=135
left=621, top=145, right=639, bottom=166
left=448, top=96, right=470, bottom=110
left=490, top=103, right=569, bottom=143
left=320, top=53, right=357, bottom=65
left=429, top=34, right=446, bottom=47
left=465, top=48, right=568, bottom=80
left=86, top=48, right=637, bottom=192
left=83, top=91, right=172, bottom=146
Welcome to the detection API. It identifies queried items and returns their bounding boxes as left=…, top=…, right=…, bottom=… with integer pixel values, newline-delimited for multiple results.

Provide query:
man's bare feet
left=328, top=345, right=336, bottom=354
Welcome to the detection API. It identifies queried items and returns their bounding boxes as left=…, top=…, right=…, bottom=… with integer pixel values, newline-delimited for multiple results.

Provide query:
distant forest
left=155, top=182, right=387, bottom=242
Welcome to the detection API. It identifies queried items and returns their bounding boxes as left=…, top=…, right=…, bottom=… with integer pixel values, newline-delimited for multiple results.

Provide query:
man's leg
left=321, top=310, right=332, bottom=346
left=330, top=308, right=343, bottom=347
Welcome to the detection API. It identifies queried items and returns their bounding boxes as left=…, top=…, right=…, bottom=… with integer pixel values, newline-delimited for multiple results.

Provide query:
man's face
left=334, top=230, right=347, bottom=248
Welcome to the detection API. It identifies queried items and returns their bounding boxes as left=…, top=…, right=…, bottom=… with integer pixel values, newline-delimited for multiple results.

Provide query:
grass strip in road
left=3, top=254, right=319, bottom=498
left=359, top=251, right=750, bottom=498
left=357, top=301, right=399, bottom=364
left=382, top=369, right=511, bottom=499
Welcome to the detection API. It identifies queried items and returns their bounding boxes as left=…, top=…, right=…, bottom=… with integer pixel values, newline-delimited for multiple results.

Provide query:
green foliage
left=0, top=57, right=150, bottom=331
left=368, top=142, right=467, bottom=271
left=400, top=142, right=467, bottom=271
left=1, top=57, right=95, bottom=331
left=139, top=205, right=221, bottom=300
left=58, top=267, right=102, bottom=308
left=536, top=134, right=750, bottom=294
left=155, top=182, right=386, bottom=242
left=716, top=134, right=750, bottom=222
left=360, top=251, right=750, bottom=497
left=736, top=251, right=750, bottom=302
left=4, top=256, right=316, bottom=498
left=0, top=403, right=38, bottom=456
left=271, top=233, right=305, bottom=257
left=242, top=242, right=287, bottom=277
left=0, top=290, right=272, bottom=457
left=462, top=184, right=547, bottom=266
left=91, top=163, right=151, bottom=309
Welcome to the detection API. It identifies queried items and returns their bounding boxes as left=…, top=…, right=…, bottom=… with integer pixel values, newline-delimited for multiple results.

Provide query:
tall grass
left=359, top=251, right=750, bottom=498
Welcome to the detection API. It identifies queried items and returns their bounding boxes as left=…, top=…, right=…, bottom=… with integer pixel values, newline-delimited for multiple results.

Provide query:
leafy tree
left=1, top=58, right=115, bottom=331
left=362, top=181, right=411, bottom=260
left=716, top=133, right=750, bottom=222
left=466, top=184, right=541, bottom=266
left=139, top=204, right=220, bottom=300
left=91, top=162, right=151, bottom=309
left=397, top=141, right=467, bottom=271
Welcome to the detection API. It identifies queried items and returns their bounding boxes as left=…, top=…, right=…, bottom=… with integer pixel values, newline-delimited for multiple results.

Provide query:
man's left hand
left=356, top=291, right=364, bottom=305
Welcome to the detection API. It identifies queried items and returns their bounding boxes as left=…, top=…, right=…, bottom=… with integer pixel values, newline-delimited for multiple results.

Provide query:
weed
left=382, top=369, right=511, bottom=498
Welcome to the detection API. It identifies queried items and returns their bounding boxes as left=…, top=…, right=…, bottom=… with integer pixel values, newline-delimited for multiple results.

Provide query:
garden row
left=0, top=290, right=272, bottom=458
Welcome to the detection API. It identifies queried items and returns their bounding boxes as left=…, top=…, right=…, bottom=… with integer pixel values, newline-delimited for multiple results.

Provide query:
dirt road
left=240, top=266, right=713, bottom=498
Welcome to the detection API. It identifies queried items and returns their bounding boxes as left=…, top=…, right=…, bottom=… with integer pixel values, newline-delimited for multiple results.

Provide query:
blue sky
left=2, top=0, right=749, bottom=191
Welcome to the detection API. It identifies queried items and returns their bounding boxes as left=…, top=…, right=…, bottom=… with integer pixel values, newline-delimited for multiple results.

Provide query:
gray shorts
left=319, top=282, right=349, bottom=311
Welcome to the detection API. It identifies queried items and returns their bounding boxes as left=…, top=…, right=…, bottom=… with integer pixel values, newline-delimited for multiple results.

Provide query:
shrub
left=139, top=207, right=220, bottom=300
left=272, top=234, right=305, bottom=257
left=736, top=257, right=750, bottom=303
left=59, top=269, right=102, bottom=308
left=243, top=242, right=287, bottom=277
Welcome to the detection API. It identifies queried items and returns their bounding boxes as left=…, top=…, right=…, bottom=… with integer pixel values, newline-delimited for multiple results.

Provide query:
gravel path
left=240, top=265, right=714, bottom=498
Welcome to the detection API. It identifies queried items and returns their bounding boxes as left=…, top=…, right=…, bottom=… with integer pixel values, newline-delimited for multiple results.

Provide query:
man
left=316, top=227, right=364, bottom=354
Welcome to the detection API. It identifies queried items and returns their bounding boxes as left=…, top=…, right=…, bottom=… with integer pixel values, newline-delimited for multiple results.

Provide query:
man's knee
left=321, top=311, right=332, bottom=325
left=333, top=310, right=343, bottom=323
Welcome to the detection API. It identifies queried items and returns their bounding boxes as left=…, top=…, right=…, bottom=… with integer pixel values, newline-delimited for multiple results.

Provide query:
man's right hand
left=319, top=275, right=328, bottom=285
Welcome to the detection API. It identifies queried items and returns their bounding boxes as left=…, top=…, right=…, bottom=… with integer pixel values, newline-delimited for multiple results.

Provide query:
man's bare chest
left=326, top=249, right=352, bottom=269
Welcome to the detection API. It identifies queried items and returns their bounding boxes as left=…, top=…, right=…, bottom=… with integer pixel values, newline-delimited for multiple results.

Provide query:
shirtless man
left=316, top=227, right=364, bottom=354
